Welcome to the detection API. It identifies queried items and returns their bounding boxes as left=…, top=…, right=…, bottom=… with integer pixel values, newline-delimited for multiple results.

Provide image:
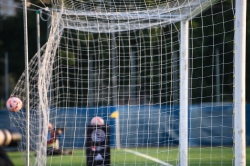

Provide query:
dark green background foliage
left=0, top=0, right=249, bottom=106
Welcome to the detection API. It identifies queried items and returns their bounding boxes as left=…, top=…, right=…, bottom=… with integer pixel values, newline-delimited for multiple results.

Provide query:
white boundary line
left=123, top=148, right=173, bottom=166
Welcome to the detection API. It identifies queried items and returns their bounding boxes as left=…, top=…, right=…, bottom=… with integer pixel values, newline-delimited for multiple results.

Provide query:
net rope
left=9, top=0, right=235, bottom=165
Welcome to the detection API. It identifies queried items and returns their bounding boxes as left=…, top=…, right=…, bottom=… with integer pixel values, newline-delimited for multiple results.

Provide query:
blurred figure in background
left=47, top=122, right=72, bottom=155
left=47, top=123, right=59, bottom=148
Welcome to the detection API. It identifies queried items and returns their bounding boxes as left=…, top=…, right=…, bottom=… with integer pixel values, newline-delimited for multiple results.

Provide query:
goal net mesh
left=9, top=0, right=235, bottom=165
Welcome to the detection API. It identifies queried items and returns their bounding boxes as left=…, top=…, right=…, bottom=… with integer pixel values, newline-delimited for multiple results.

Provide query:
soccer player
left=47, top=122, right=72, bottom=155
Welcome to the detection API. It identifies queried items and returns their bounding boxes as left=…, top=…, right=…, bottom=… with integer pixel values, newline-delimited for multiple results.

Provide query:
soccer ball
left=6, top=97, right=23, bottom=112
left=91, top=117, right=104, bottom=126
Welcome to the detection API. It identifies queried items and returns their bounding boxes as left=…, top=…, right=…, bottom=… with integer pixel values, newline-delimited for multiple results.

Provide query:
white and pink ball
left=6, top=97, right=23, bottom=112
left=91, top=117, right=104, bottom=126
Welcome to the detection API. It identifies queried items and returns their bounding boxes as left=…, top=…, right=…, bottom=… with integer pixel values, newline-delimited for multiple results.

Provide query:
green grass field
left=7, top=147, right=250, bottom=166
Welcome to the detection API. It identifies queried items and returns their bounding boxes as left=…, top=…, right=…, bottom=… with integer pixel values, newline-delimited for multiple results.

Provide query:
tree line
left=0, top=0, right=249, bottom=108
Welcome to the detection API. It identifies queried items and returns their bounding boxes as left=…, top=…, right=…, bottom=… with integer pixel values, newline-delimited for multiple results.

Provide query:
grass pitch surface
left=7, top=147, right=250, bottom=166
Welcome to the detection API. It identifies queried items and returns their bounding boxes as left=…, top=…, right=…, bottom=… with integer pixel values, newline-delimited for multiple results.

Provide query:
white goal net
left=9, top=0, right=243, bottom=165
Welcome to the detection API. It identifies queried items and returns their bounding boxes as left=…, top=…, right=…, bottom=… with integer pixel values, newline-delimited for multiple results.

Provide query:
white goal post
left=234, top=0, right=246, bottom=165
left=9, top=0, right=246, bottom=166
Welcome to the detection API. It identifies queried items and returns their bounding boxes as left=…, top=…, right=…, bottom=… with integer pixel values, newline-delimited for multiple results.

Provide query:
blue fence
left=1, top=103, right=250, bottom=148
